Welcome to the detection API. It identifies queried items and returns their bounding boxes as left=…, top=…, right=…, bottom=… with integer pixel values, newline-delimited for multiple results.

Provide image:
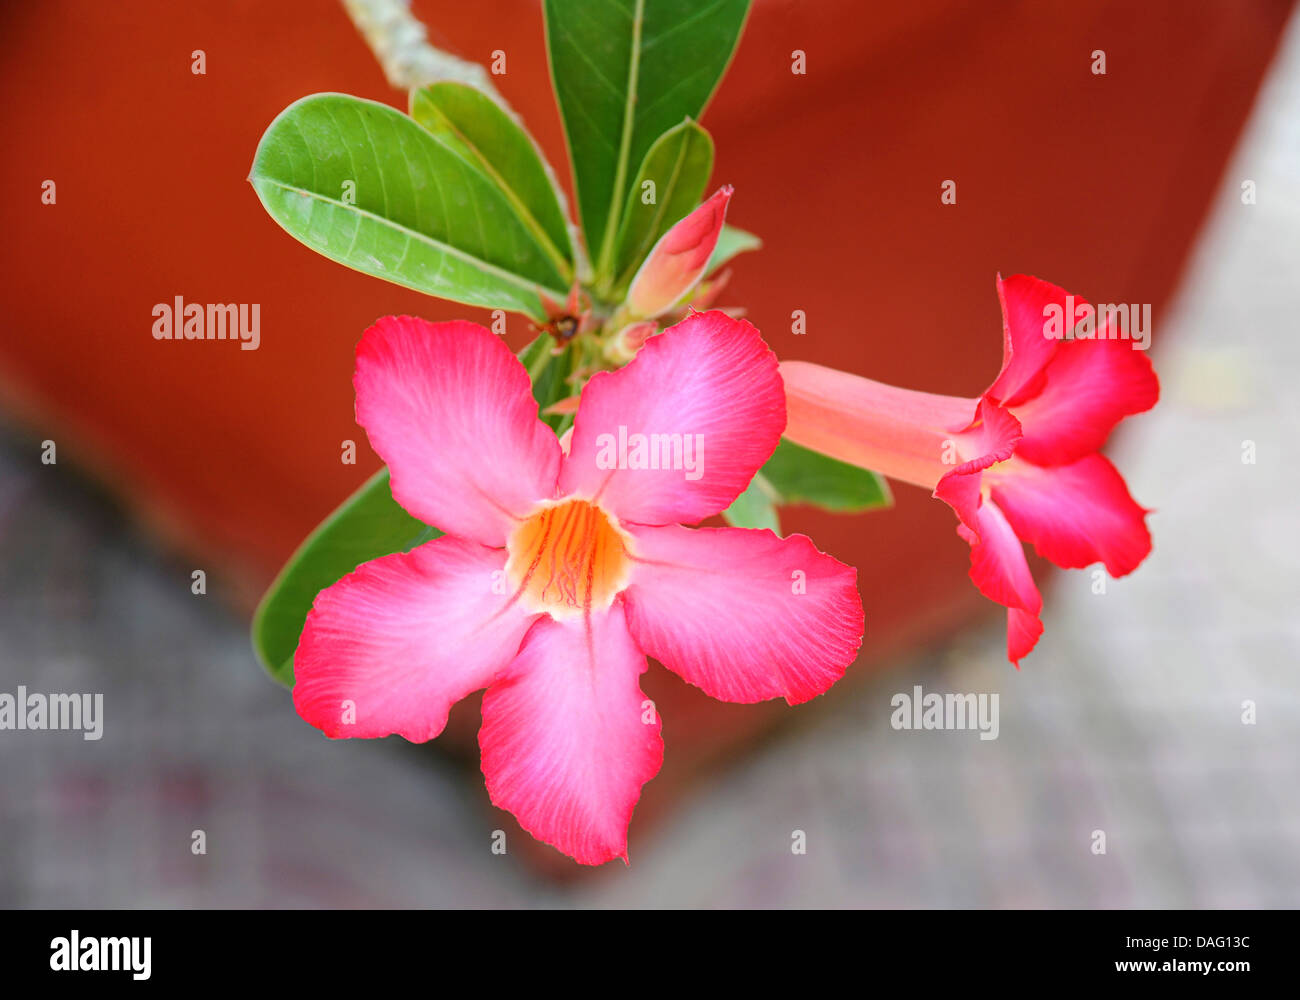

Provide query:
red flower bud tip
left=626, top=185, right=732, bottom=318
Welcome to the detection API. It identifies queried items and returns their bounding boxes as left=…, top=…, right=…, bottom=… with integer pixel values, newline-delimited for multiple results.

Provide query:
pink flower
left=293, top=310, right=863, bottom=864
left=780, top=274, right=1158, bottom=666
left=626, top=186, right=733, bottom=318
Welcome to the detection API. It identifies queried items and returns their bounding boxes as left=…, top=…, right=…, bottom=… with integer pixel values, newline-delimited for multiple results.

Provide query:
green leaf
left=706, top=224, right=761, bottom=275
left=409, top=83, right=573, bottom=280
left=723, top=441, right=891, bottom=532
left=543, top=0, right=751, bottom=278
left=606, top=119, right=714, bottom=295
left=250, top=93, right=569, bottom=321
left=251, top=469, right=440, bottom=686
left=759, top=439, right=893, bottom=512
left=722, top=473, right=781, bottom=532
left=250, top=338, right=580, bottom=686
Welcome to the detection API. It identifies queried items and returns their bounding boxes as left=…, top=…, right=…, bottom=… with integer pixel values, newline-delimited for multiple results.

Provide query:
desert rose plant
left=247, top=1, right=1157, bottom=863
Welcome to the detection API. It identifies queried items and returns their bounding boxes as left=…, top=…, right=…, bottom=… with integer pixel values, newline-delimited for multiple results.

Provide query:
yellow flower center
left=505, top=499, right=631, bottom=619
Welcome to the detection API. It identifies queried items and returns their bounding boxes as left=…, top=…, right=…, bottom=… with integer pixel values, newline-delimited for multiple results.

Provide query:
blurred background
left=1, top=0, right=1297, bottom=905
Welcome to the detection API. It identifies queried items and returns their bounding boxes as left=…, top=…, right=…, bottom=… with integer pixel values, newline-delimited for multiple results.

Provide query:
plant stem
left=339, top=0, right=509, bottom=106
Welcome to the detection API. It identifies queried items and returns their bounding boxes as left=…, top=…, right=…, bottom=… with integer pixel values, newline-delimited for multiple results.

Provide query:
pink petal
left=1006, top=608, right=1045, bottom=668
left=294, top=535, right=542, bottom=742
left=626, top=186, right=732, bottom=318
left=985, top=273, right=1070, bottom=405
left=559, top=310, right=784, bottom=526
left=479, top=603, right=663, bottom=865
left=621, top=523, right=862, bottom=704
left=932, top=398, right=1023, bottom=530
left=956, top=500, right=1042, bottom=615
left=954, top=499, right=1044, bottom=666
left=989, top=454, right=1153, bottom=576
left=355, top=316, right=562, bottom=547
left=1010, top=334, right=1159, bottom=465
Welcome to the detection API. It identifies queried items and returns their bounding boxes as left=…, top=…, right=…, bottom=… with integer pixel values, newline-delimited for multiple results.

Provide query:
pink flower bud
left=626, top=186, right=732, bottom=318
left=603, top=320, right=658, bottom=365
left=618, top=320, right=656, bottom=353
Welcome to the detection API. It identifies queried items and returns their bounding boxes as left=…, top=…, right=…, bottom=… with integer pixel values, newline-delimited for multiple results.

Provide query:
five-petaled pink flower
left=293, top=309, right=864, bottom=864
left=780, top=274, right=1158, bottom=666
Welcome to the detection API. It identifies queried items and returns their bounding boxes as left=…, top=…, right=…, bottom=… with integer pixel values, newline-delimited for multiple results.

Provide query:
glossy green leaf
left=706, top=224, right=761, bottom=275
left=250, top=93, right=569, bottom=320
left=543, top=0, right=751, bottom=278
left=606, top=119, right=713, bottom=294
left=760, top=438, right=893, bottom=512
left=409, top=82, right=573, bottom=280
left=722, top=473, right=781, bottom=533
left=251, top=469, right=440, bottom=686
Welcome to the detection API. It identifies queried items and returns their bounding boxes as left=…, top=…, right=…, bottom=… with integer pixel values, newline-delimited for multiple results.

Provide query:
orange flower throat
left=505, top=499, right=631, bottom=619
